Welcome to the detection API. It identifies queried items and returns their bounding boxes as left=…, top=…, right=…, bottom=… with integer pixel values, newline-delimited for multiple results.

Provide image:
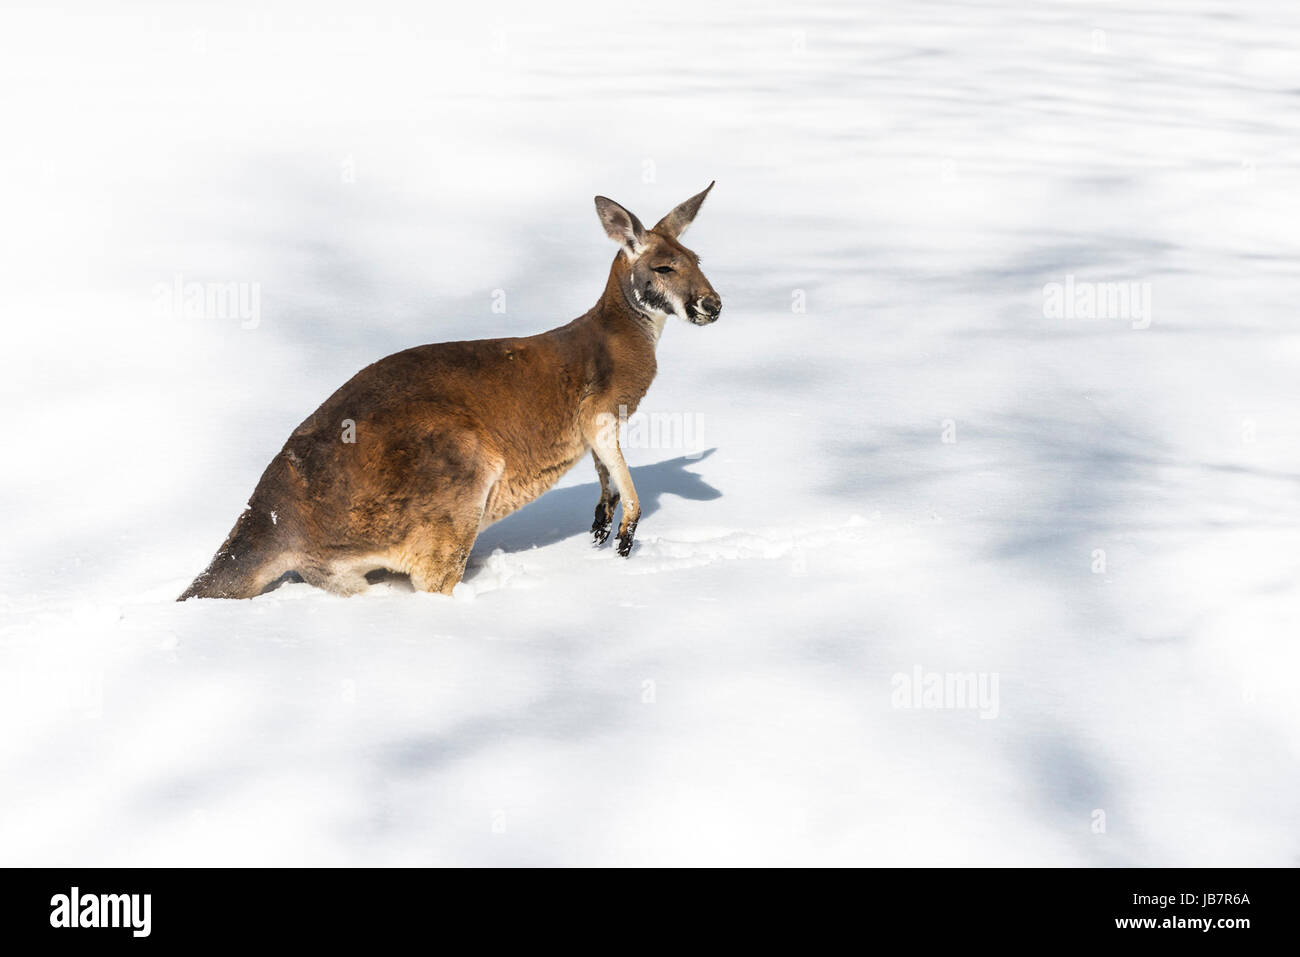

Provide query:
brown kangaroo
left=179, top=184, right=721, bottom=600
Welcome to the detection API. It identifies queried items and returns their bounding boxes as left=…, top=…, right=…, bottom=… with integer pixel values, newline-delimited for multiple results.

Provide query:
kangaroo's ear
left=594, top=196, right=649, bottom=258
left=654, top=181, right=715, bottom=239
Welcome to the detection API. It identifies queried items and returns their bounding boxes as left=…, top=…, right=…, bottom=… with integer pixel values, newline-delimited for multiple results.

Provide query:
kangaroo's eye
left=652, top=265, right=675, bottom=274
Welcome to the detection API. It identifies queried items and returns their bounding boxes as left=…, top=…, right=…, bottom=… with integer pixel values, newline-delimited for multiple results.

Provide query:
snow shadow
left=469, top=450, right=723, bottom=560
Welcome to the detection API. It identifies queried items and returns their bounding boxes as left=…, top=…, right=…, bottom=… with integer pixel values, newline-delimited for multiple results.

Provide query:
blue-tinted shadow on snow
left=470, top=449, right=722, bottom=560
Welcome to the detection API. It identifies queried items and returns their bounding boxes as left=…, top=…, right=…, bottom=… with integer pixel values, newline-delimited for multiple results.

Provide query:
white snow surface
left=2, top=0, right=1298, bottom=865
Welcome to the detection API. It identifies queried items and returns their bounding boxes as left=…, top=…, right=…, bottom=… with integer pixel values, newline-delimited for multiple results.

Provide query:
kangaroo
left=179, top=183, right=722, bottom=600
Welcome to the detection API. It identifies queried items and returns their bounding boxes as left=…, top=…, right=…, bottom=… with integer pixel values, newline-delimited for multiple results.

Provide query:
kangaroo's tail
left=178, top=506, right=288, bottom=601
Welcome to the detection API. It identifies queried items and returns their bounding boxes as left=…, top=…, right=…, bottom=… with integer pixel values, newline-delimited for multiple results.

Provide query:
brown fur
left=179, top=185, right=721, bottom=600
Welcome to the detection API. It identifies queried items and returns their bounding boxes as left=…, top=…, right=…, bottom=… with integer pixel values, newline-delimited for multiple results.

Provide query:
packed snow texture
left=1, top=0, right=1298, bottom=865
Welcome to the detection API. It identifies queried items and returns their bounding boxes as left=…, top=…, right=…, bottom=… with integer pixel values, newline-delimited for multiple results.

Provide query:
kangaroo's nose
left=701, top=296, right=721, bottom=317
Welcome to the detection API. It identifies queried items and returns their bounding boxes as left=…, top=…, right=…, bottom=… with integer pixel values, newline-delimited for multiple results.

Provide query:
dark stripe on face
left=639, top=282, right=675, bottom=315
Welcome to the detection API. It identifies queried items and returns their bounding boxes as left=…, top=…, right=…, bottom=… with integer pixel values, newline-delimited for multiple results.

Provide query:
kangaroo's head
left=595, top=182, right=721, bottom=327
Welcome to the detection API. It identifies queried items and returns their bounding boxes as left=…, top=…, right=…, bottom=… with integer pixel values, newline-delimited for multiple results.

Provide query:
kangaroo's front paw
left=616, top=520, right=637, bottom=558
left=592, top=495, right=618, bottom=546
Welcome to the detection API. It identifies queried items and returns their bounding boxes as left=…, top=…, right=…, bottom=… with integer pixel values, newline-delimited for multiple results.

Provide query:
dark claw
left=616, top=520, right=637, bottom=558
left=592, top=517, right=611, bottom=546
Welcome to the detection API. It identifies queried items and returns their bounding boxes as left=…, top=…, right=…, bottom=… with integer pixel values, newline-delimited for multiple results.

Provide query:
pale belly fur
left=480, top=442, right=590, bottom=529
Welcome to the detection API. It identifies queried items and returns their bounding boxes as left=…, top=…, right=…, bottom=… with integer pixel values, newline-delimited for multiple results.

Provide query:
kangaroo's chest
left=476, top=328, right=655, bottom=527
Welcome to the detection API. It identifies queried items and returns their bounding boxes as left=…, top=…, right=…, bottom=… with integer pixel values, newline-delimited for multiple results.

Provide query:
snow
left=2, top=0, right=1298, bottom=865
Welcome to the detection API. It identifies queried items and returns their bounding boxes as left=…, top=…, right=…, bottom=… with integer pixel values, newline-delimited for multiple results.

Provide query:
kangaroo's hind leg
left=406, top=519, right=482, bottom=596
left=407, top=467, right=499, bottom=596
